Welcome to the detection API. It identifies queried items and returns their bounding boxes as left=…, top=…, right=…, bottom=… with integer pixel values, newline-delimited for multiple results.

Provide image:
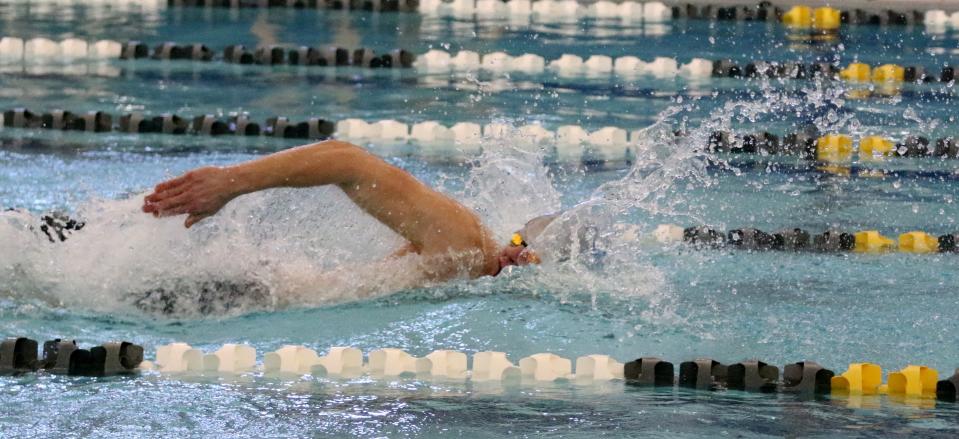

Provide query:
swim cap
left=514, top=212, right=608, bottom=265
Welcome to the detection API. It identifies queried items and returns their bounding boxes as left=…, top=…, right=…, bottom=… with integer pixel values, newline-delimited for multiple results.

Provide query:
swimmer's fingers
left=145, top=180, right=191, bottom=204
left=143, top=186, right=192, bottom=214
left=184, top=212, right=212, bottom=228
left=143, top=178, right=192, bottom=211
left=152, top=173, right=192, bottom=195
left=148, top=191, right=194, bottom=217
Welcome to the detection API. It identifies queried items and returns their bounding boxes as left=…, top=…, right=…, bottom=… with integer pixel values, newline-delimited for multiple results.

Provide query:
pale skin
left=142, top=140, right=538, bottom=281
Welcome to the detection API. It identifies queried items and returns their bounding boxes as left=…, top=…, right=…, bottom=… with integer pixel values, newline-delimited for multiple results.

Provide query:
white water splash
left=458, top=127, right=563, bottom=240
left=0, top=187, right=415, bottom=316
left=1, top=98, right=787, bottom=319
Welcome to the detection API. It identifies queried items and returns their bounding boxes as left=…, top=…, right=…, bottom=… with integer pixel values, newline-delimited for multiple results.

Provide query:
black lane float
left=119, top=40, right=416, bottom=69
left=3, top=108, right=335, bottom=140
left=679, top=225, right=953, bottom=254
left=0, top=337, right=143, bottom=377
left=166, top=0, right=420, bottom=12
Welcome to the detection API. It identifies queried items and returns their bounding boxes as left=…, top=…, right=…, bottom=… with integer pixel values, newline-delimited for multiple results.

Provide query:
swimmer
left=142, top=140, right=551, bottom=281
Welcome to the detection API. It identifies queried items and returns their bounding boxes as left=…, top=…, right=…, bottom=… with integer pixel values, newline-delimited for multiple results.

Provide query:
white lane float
left=472, top=351, right=522, bottom=381
left=620, top=1, right=645, bottom=22
left=507, top=0, right=532, bottom=16
left=155, top=342, right=204, bottom=373
left=532, top=0, right=582, bottom=21
left=680, top=58, right=714, bottom=79
left=613, top=56, right=643, bottom=77
left=59, top=38, right=88, bottom=60
left=204, top=344, right=257, bottom=373
left=0, top=37, right=24, bottom=61
left=555, top=125, right=589, bottom=162
left=519, top=353, right=573, bottom=381
left=575, top=355, right=625, bottom=382
left=24, top=38, right=60, bottom=61
left=556, top=125, right=589, bottom=146
left=643, top=1, right=671, bottom=22
left=517, top=124, right=555, bottom=145
left=370, top=119, right=409, bottom=141
left=411, top=121, right=454, bottom=144
left=450, top=122, right=482, bottom=146
left=426, top=350, right=469, bottom=379
left=368, top=348, right=431, bottom=377
left=653, top=224, right=685, bottom=244
left=419, top=0, right=442, bottom=14
left=481, top=51, right=513, bottom=73
left=448, top=0, right=475, bottom=18
left=588, top=0, right=621, bottom=19
left=263, top=345, right=320, bottom=374
left=483, top=122, right=512, bottom=139
left=548, top=54, right=585, bottom=76
left=644, top=57, right=679, bottom=78
left=90, top=40, right=122, bottom=59
left=588, top=127, right=628, bottom=148
left=313, top=347, right=364, bottom=376
left=475, top=0, right=508, bottom=17
left=584, top=55, right=614, bottom=76
left=451, top=50, right=481, bottom=71
left=335, top=118, right=373, bottom=139
left=510, top=53, right=546, bottom=74
left=923, top=10, right=949, bottom=27
left=415, top=49, right=452, bottom=73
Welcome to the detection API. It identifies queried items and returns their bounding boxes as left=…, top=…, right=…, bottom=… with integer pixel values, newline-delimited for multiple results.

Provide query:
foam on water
left=1, top=187, right=414, bottom=316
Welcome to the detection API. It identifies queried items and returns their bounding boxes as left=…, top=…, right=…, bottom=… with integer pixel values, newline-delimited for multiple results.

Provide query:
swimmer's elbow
left=324, top=141, right=374, bottom=167
left=317, top=139, right=361, bottom=152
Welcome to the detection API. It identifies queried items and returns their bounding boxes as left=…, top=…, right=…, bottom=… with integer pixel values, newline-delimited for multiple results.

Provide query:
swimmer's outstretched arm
left=143, top=140, right=501, bottom=277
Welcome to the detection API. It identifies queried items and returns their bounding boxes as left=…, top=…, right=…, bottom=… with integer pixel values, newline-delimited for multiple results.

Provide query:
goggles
left=510, top=233, right=528, bottom=247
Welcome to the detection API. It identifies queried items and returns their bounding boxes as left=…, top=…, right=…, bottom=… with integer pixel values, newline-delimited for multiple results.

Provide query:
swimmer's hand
left=142, top=166, right=238, bottom=228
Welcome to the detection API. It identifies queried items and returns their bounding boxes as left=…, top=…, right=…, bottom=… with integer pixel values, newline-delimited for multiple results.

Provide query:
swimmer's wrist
left=222, top=164, right=257, bottom=199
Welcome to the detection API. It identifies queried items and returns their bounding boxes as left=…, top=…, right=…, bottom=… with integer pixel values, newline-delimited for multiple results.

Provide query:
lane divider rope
left=3, top=337, right=958, bottom=404
left=157, top=0, right=954, bottom=32
left=706, top=130, right=959, bottom=160
left=4, top=108, right=959, bottom=163
left=653, top=225, right=959, bottom=254
left=3, top=37, right=955, bottom=86
left=709, top=60, right=956, bottom=84
left=9, top=1, right=956, bottom=31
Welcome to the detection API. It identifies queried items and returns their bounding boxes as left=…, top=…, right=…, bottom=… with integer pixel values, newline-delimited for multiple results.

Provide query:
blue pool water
left=3, top=2, right=959, bottom=437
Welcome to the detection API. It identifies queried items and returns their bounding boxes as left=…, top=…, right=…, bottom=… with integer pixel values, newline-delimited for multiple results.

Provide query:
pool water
left=3, top=2, right=959, bottom=437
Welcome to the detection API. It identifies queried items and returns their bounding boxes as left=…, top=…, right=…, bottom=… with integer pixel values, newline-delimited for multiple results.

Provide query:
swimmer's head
left=495, top=214, right=558, bottom=274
